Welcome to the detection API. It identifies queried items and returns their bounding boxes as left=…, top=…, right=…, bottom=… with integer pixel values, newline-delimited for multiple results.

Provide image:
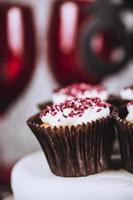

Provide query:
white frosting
left=53, top=84, right=109, bottom=104
left=41, top=107, right=110, bottom=127
left=120, top=88, right=133, bottom=100
left=126, top=103, right=133, bottom=122
left=40, top=98, right=110, bottom=127
left=53, top=90, right=108, bottom=104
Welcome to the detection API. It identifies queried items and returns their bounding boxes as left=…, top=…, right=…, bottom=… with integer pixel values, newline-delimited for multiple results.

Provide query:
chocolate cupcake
left=28, top=97, right=115, bottom=177
left=113, top=101, right=133, bottom=173
left=39, top=83, right=110, bottom=110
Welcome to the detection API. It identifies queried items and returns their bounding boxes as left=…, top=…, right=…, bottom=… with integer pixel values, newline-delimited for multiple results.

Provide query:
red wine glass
left=0, top=3, right=36, bottom=115
left=0, top=3, right=36, bottom=185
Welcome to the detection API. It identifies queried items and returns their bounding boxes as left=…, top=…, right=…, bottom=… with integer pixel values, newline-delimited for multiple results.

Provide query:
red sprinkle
left=53, top=83, right=106, bottom=98
left=40, top=97, right=110, bottom=118
left=127, top=101, right=133, bottom=106
left=97, top=108, right=102, bottom=112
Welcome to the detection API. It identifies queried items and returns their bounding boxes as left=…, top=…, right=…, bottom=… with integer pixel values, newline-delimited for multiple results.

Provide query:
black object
left=79, top=0, right=132, bottom=78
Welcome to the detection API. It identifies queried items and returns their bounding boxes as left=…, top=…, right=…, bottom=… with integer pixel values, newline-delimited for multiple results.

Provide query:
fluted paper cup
left=27, top=113, right=115, bottom=177
left=113, top=106, right=133, bottom=173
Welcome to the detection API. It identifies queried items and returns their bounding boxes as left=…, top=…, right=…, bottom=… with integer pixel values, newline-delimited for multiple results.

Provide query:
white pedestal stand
left=11, top=151, right=133, bottom=200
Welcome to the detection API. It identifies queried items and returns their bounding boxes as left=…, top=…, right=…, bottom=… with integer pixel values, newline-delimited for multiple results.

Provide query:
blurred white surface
left=12, top=151, right=133, bottom=200
left=0, top=60, right=57, bottom=164
left=103, top=61, right=133, bottom=94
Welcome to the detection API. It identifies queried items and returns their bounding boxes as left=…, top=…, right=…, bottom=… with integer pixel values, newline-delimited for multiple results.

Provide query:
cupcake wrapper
left=117, top=99, right=130, bottom=107
left=27, top=115, right=115, bottom=177
left=38, top=101, right=53, bottom=110
left=107, top=95, right=124, bottom=108
left=113, top=107, right=133, bottom=173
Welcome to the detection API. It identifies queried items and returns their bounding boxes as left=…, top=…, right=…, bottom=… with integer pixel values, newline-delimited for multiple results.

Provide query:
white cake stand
left=11, top=151, right=133, bottom=200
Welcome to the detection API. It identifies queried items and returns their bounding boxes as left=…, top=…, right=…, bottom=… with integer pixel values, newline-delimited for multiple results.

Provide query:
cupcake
left=107, top=85, right=133, bottom=108
left=28, top=97, right=115, bottom=177
left=39, top=83, right=110, bottom=110
left=119, top=85, right=133, bottom=105
left=114, top=101, right=133, bottom=172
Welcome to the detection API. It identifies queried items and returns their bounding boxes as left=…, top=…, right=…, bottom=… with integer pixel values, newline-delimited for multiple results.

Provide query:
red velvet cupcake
left=28, top=97, right=115, bottom=177
left=39, top=83, right=110, bottom=110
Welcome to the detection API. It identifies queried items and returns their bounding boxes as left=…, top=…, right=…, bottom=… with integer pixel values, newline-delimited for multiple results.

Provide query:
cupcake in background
left=39, top=83, right=110, bottom=110
left=114, top=101, right=133, bottom=173
left=28, top=97, right=115, bottom=177
left=120, top=85, right=133, bottom=103
left=107, top=84, right=133, bottom=108
left=52, top=83, right=109, bottom=104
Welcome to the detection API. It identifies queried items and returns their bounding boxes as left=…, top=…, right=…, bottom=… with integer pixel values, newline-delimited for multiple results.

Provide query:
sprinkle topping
left=40, top=97, right=110, bottom=118
left=127, top=101, right=133, bottom=106
left=54, top=83, right=106, bottom=98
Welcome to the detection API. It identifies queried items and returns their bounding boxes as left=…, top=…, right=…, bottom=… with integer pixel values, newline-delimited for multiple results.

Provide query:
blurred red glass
left=0, top=3, right=36, bottom=115
left=47, top=0, right=95, bottom=85
left=47, top=0, right=128, bottom=85
left=0, top=3, right=36, bottom=185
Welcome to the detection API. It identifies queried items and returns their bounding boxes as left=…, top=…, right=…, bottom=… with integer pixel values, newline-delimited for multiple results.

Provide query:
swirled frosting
left=40, top=97, right=110, bottom=127
left=126, top=101, right=133, bottom=123
left=52, top=83, right=109, bottom=104
left=120, top=85, right=133, bottom=100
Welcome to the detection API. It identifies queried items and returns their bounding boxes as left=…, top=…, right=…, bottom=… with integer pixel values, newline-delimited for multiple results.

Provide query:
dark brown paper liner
left=38, top=101, right=53, bottom=110
left=107, top=95, right=124, bottom=108
left=113, top=107, right=133, bottom=173
left=27, top=114, right=115, bottom=177
left=107, top=95, right=132, bottom=108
